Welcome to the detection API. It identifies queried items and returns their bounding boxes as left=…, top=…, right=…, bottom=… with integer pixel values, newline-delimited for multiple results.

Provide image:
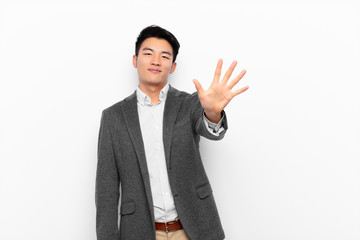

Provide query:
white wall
left=1, top=0, right=359, bottom=239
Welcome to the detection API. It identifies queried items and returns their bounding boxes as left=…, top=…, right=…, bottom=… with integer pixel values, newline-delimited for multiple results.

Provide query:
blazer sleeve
left=95, top=110, right=120, bottom=240
left=191, top=91, right=228, bottom=140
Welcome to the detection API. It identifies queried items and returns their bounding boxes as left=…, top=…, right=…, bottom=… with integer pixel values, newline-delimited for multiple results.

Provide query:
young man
left=95, top=25, right=249, bottom=240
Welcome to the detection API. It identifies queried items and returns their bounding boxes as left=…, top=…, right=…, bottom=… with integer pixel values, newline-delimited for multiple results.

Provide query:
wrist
left=204, top=110, right=222, bottom=123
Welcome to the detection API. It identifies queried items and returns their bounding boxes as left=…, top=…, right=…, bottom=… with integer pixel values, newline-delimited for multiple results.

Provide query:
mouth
left=148, top=68, right=161, bottom=74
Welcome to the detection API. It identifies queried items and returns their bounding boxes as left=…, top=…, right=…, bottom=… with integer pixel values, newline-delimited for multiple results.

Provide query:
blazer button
left=174, top=194, right=179, bottom=197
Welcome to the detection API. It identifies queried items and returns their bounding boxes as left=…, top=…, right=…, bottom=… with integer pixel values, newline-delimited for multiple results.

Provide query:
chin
left=143, top=79, right=167, bottom=86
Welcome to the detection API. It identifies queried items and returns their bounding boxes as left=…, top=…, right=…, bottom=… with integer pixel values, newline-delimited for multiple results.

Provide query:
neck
left=138, top=81, right=168, bottom=104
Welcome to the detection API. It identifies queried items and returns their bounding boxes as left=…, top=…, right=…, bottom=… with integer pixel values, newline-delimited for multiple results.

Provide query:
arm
left=95, top=110, right=120, bottom=240
left=203, top=111, right=225, bottom=136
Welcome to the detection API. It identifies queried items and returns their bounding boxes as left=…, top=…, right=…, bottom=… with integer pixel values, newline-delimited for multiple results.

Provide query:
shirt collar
left=136, top=83, right=170, bottom=106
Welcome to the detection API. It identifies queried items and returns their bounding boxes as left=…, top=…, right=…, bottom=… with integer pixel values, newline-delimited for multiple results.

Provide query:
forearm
left=203, top=111, right=225, bottom=136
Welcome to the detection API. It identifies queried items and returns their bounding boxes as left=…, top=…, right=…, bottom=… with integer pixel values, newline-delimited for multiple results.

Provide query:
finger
left=228, top=69, right=247, bottom=89
left=212, top=58, right=223, bottom=84
left=193, top=79, right=204, bottom=93
left=222, top=60, right=237, bottom=84
left=232, top=85, right=249, bottom=97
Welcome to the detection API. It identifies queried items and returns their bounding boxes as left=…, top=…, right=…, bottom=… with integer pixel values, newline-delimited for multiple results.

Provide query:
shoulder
left=167, top=85, right=202, bottom=120
left=101, top=90, right=136, bottom=118
left=169, top=84, right=199, bottom=104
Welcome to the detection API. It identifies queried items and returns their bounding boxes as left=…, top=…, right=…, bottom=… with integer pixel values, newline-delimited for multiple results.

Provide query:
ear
left=132, top=55, right=137, bottom=68
left=169, top=62, right=177, bottom=74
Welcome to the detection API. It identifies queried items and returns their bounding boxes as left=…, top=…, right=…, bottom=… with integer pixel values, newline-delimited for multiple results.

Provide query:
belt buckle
left=163, top=218, right=179, bottom=233
left=165, top=222, right=169, bottom=233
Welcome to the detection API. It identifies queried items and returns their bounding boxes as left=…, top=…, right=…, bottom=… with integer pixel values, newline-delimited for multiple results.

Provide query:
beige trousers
left=155, top=229, right=191, bottom=240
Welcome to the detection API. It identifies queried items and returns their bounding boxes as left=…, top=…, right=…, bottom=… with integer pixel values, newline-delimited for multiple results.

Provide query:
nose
left=150, top=54, right=161, bottom=66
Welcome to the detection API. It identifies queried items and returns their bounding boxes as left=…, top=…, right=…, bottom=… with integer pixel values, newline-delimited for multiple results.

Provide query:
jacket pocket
left=196, top=182, right=213, bottom=199
left=120, top=201, right=135, bottom=215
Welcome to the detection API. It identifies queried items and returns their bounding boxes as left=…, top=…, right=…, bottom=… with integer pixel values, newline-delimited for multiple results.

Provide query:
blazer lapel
left=163, top=84, right=184, bottom=171
left=121, top=90, right=155, bottom=224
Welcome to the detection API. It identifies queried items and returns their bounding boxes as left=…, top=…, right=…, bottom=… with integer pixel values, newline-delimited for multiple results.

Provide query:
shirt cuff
left=203, top=111, right=225, bottom=135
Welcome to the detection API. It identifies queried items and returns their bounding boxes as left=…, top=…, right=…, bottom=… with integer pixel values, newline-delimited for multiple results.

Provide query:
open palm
left=193, top=58, right=249, bottom=122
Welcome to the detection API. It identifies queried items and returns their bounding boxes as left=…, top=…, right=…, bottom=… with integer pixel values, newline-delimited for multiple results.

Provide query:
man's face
left=133, top=37, right=177, bottom=86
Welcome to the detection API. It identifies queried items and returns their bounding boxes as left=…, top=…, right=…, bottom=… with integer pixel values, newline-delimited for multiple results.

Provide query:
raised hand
left=192, top=58, right=249, bottom=123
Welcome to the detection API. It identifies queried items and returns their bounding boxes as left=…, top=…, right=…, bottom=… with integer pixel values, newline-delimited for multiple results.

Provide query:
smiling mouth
left=148, top=69, right=161, bottom=73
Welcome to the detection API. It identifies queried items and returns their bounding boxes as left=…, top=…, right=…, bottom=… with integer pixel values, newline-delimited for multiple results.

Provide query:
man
left=95, top=25, right=249, bottom=240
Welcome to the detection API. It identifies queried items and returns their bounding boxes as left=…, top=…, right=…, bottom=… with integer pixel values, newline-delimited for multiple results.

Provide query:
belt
left=155, top=218, right=183, bottom=232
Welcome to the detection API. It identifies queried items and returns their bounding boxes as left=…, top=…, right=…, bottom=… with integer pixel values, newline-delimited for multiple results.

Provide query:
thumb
left=192, top=79, right=203, bottom=93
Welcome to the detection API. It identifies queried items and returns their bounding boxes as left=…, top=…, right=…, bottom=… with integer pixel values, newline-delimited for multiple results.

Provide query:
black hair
left=135, top=25, right=180, bottom=63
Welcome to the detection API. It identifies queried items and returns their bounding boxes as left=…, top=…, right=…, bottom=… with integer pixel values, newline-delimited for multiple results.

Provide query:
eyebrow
left=142, top=47, right=172, bottom=56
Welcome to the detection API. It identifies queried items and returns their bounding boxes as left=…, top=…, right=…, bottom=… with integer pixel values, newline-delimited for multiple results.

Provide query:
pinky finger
left=232, top=86, right=249, bottom=97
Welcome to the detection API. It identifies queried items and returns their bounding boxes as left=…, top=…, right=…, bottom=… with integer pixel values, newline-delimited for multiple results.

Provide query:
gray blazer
left=95, top=84, right=228, bottom=240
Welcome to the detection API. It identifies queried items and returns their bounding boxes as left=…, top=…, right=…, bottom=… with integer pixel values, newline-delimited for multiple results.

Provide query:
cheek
left=136, top=60, right=148, bottom=73
left=163, top=63, right=173, bottom=73
left=137, top=56, right=148, bottom=66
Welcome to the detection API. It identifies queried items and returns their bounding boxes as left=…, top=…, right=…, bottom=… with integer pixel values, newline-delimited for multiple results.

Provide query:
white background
left=1, top=0, right=359, bottom=239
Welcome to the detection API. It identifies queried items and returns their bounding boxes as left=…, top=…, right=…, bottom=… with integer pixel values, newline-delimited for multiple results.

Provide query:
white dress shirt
left=136, top=83, right=224, bottom=222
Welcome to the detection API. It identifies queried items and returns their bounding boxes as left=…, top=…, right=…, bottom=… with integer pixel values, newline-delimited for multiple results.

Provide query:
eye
left=144, top=52, right=152, bottom=55
left=162, top=56, right=170, bottom=59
